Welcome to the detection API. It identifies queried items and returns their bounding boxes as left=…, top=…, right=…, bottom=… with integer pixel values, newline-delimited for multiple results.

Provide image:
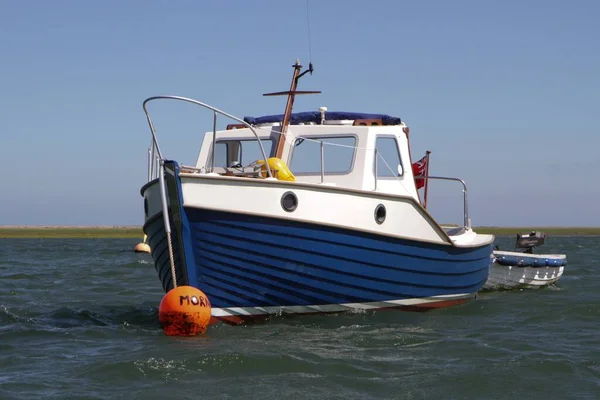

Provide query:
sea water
left=1, top=236, right=599, bottom=399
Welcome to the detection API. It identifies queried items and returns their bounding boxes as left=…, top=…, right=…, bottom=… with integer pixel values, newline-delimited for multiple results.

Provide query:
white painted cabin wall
left=143, top=175, right=449, bottom=244
left=193, top=124, right=421, bottom=204
left=362, top=126, right=421, bottom=202
left=178, top=176, right=449, bottom=244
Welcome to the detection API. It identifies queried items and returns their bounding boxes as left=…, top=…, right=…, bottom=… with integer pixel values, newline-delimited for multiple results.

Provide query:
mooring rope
left=166, top=232, right=177, bottom=288
left=158, top=161, right=178, bottom=289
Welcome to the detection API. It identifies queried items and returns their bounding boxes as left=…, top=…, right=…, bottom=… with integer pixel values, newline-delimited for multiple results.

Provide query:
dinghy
left=484, top=231, right=567, bottom=290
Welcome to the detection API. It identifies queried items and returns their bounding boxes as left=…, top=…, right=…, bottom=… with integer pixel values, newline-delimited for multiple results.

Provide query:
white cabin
left=193, top=111, right=421, bottom=204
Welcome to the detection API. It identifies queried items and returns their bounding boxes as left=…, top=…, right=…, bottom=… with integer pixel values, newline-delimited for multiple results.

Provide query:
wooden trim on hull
left=208, top=296, right=473, bottom=325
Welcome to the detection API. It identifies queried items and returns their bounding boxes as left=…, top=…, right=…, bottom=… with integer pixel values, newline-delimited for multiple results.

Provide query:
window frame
left=374, top=134, right=404, bottom=179
left=288, top=134, right=359, bottom=176
left=206, top=136, right=274, bottom=168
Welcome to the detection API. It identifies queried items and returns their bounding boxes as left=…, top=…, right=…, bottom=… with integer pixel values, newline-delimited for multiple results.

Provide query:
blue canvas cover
left=244, top=111, right=401, bottom=126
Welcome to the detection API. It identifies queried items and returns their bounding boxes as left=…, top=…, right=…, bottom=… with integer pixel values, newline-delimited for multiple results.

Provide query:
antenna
left=262, top=3, right=320, bottom=159
left=306, top=0, right=313, bottom=66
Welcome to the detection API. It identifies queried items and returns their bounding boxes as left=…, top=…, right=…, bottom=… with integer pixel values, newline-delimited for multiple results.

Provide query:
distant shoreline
left=0, top=226, right=144, bottom=239
left=0, top=226, right=140, bottom=229
left=1, top=226, right=599, bottom=239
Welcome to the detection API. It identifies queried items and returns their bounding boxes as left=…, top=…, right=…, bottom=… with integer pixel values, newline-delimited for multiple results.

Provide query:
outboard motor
left=514, top=231, right=546, bottom=254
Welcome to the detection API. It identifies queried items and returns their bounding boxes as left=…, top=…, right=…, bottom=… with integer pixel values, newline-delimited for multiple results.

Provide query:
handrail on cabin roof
left=142, top=95, right=273, bottom=179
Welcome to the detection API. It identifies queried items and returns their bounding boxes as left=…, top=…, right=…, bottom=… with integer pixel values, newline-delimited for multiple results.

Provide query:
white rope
left=167, top=232, right=177, bottom=288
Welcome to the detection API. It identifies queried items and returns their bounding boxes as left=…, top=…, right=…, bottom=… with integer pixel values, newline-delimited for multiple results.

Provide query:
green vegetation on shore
left=1, top=226, right=599, bottom=239
left=473, top=227, right=600, bottom=236
left=0, top=227, right=143, bottom=239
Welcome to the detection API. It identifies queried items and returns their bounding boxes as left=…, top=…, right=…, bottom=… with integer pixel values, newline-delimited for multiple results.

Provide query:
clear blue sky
left=1, top=0, right=598, bottom=227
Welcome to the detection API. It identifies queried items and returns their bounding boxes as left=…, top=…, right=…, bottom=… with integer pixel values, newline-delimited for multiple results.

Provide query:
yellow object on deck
left=257, top=158, right=295, bottom=181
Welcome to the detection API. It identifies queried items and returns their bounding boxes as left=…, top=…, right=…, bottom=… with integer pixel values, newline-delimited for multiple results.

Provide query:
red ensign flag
left=412, top=154, right=428, bottom=189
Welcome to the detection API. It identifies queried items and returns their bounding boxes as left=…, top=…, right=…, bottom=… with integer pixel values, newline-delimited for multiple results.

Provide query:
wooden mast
left=423, top=150, right=432, bottom=209
left=263, top=59, right=320, bottom=159
left=279, top=59, right=302, bottom=154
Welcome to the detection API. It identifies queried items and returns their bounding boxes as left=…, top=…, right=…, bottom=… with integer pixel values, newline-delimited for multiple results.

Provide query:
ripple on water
left=1, top=237, right=600, bottom=399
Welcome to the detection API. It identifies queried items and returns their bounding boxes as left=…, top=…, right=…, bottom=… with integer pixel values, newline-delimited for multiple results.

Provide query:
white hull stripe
left=210, top=293, right=473, bottom=317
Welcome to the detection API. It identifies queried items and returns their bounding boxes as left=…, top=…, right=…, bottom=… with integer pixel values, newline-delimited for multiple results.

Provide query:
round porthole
left=144, top=198, right=149, bottom=216
left=281, top=191, right=298, bottom=212
left=374, top=204, right=386, bottom=224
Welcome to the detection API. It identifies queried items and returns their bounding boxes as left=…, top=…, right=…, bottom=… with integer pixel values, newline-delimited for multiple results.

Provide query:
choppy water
left=1, top=236, right=599, bottom=399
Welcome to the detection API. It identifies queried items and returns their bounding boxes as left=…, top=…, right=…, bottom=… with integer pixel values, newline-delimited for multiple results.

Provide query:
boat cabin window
left=375, top=136, right=403, bottom=177
left=289, top=136, right=357, bottom=175
left=210, top=138, right=273, bottom=168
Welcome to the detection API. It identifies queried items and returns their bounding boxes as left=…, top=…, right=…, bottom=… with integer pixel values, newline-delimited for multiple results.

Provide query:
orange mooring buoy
left=134, top=234, right=151, bottom=253
left=158, top=286, right=212, bottom=336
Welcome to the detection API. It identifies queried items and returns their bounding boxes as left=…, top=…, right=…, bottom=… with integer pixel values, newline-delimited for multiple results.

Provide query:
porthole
left=144, top=198, right=149, bottom=216
left=374, top=204, right=386, bottom=224
left=281, top=191, right=298, bottom=212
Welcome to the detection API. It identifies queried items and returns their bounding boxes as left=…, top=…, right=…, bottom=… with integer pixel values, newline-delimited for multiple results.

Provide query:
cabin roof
left=243, top=111, right=402, bottom=126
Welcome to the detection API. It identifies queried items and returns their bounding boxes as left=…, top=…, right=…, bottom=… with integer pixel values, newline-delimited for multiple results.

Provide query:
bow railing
left=142, top=95, right=273, bottom=181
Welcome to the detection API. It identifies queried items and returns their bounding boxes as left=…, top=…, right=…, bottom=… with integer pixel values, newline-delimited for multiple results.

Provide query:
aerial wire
left=306, top=0, right=313, bottom=65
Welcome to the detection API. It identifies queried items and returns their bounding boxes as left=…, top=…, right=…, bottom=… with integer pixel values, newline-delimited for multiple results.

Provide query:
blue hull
left=143, top=163, right=492, bottom=323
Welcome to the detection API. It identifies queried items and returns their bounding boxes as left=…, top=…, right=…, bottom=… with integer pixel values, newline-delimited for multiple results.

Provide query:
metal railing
left=142, top=96, right=275, bottom=277
left=311, top=142, right=470, bottom=230
left=414, top=175, right=471, bottom=229
left=142, top=95, right=273, bottom=181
